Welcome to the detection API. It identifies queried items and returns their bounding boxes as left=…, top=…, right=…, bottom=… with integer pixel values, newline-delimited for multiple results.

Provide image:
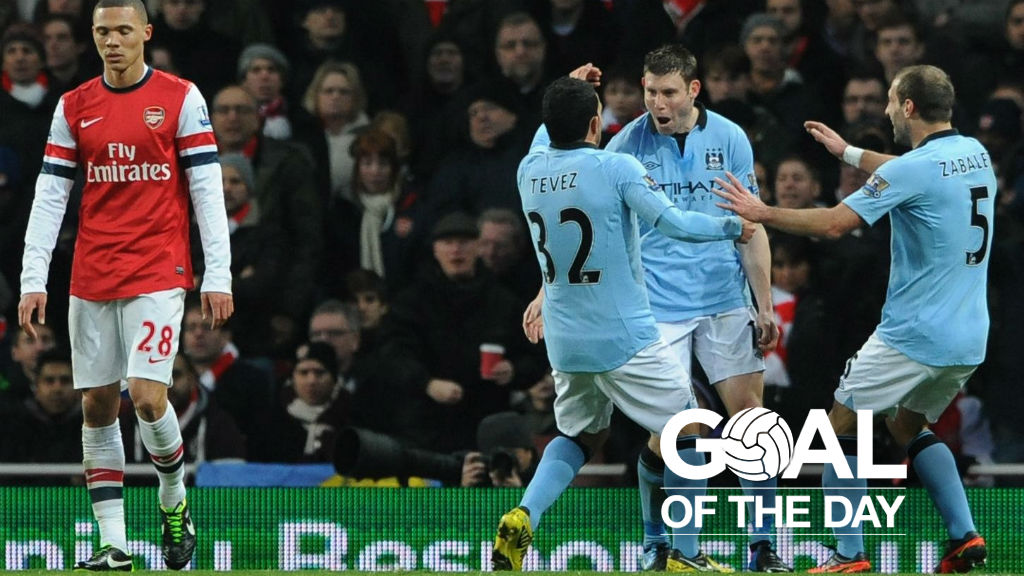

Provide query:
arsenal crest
left=144, top=106, right=165, bottom=129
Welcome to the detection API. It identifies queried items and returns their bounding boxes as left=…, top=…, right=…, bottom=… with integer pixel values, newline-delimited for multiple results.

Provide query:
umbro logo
left=642, top=160, right=661, bottom=170
left=80, top=117, right=103, bottom=128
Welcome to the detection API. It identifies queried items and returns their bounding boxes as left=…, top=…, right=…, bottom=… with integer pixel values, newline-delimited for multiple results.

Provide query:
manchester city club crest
left=705, top=148, right=724, bottom=170
left=144, top=106, right=166, bottom=129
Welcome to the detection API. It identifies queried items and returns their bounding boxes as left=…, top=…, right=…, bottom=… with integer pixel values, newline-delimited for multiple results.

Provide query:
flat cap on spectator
left=237, top=43, right=290, bottom=81
left=296, top=341, right=339, bottom=380
left=219, top=153, right=255, bottom=192
left=740, top=13, right=785, bottom=44
left=1, top=23, right=44, bottom=58
left=977, top=99, right=1023, bottom=141
left=477, top=411, right=533, bottom=453
left=431, top=211, right=479, bottom=241
left=465, top=79, right=521, bottom=115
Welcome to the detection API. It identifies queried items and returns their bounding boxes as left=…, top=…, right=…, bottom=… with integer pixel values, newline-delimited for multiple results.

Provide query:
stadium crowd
left=0, top=0, right=1021, bottom=487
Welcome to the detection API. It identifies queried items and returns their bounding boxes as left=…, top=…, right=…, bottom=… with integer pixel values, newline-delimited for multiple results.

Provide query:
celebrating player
left=490, top=75, right=754, bottom=572
left=714, top=64, right=990, bottom=573
left=604, top=44, right=787, bottom=573
left=18, top=0, right=232, bottom=570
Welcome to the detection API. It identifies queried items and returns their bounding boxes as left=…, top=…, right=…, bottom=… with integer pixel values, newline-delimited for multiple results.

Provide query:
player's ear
left=689, top=78, right=701, bottom=99
left=143, top=23, right=153, bottom=41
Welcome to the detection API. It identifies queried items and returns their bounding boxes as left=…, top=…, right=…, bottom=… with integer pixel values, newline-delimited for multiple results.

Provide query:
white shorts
left=69, top=288, right=186, bottom=389
left=657, top=306, right=765, bottom=385
left=834, top=332, right=977, bottom=423
left=551, top=338, right=698, bottom=437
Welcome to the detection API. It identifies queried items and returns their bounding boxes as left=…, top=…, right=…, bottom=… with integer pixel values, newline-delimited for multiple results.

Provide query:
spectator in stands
left=320, top=128, right=424, bottom=296
left=873, top=11, right=926, bottom=83
left=492, top=11, right=551, bottom=126
left=286, top=0, right=403, bottom=111
left=476, top=208, right=539, bottom=306
left=238, top=43, right=311, bottom=141
left=344, top=268, right=389, bottom=351
left=378, top=212, right=547, bottom=453
left=841, top=72, right=888, bottom=125
left=307, top=299, right=412, bottom=439
left=293, top=60, right=370, bottom=205
left=0, top=24, right=60, bottom=198
left=0, top=349, right=82, bottom=470
left=32, top=0, right=90, bottom=24
left=427, top=80, right=532, bottom=219
left=211, top=85, right=323, bottom=346
left=823, top=0, right=858, bottom=57
left=463, top=411, right=538, bottom=487
left=193, top=153, right=287, bottom=359
left=767, top=0, right=846, bottom=120
left=263, top=341, right=351, bottom=463
left=773, top=155, right=823, bottom=209
left=371, top=111, right=415, bottom=177
left=40, top=14, right=89, bottom=90
left=535, top=0, right=620, bottom=76
left=151, top=0, right=240, bottom=98
left=121, top=352, right=247, bottom=464
left=742, top=13, right=822, bottom=143
left=180, top=299, right=277, bottom=461
left=405, top=32, right=472, bottom=182
left=0, top=321, right=56, bottom=400
left=845, top=0, right=900, bottom=66
left=599, top=62, right=644, bottom=142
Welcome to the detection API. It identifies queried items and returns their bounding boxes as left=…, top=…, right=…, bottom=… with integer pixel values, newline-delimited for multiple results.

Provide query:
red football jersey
left=22, top=68, right=231, bottom=300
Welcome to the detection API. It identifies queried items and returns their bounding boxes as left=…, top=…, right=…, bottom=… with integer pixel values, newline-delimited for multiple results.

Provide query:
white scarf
left=358, top=192, right=394, bottom=277
left=11, top=82, right=46, bottom=109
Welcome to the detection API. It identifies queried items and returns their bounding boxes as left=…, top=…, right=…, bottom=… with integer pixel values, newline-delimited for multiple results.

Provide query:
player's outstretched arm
left=804, top=120, right=896, bottom=174
left=714, top=172, right=862, bottom=239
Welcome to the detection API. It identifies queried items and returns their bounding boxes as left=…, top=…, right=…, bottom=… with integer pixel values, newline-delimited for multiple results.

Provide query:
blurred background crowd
left=0, top=0, right=1022, bottom=487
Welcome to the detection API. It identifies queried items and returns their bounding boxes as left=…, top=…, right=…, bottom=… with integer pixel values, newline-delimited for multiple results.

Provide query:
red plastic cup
left=480, top=343, right=506, bottom=380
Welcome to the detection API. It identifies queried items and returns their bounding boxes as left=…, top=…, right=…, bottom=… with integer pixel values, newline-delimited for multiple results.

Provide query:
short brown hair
left=894, top=65, right=955, bottom=123
left=644, top=44, right=698, bottom=82
left=94, top=0, right=149, bottom=24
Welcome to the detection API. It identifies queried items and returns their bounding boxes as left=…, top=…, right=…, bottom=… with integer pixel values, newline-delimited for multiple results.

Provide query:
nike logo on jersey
left=147, top=357, right=168, bottom=364
left=106, top=556, right=133, bottom=569
left=80, top=117, right=103, bottom=128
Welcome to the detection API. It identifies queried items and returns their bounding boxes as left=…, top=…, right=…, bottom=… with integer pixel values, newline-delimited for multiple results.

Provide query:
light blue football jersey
left=843, top=130, right=995, bottom=366
left=606, top=106, right=759, bottom=321
left=520, top=128, right=741, bottom=372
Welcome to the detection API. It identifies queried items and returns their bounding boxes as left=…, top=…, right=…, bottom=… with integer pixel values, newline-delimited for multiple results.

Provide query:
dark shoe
left=74, top=546, right=133, bottom=572
left=749, top=541, right=793, bottom=572
left=159, top=499, right=196, bottom=570
left=936, top=531, right=986, bottom=573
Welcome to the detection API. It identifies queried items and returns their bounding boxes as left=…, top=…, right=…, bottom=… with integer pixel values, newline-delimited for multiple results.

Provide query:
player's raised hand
left=201, top=291, right=234, bottom=329
left=17, top=292, right=47, bottom=339
left=569, top=62, right=602, bottom=87
left=804, top=121, right=848, bottom=159
left=714, top=172, right=770, bottom=223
